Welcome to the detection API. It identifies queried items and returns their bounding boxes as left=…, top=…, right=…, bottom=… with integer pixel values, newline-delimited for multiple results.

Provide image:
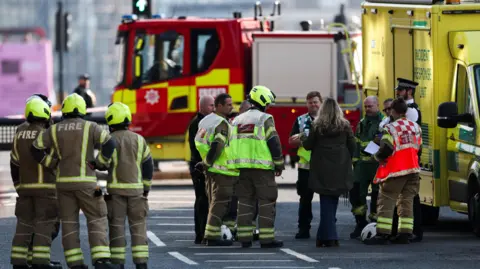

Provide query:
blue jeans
left=317, top=195, right=340, bottom=240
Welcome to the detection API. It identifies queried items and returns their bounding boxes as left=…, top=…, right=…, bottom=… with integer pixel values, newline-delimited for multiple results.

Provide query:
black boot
left=136, top=264, right=147, bottom=269
left=391, top=233, right=410, bottom=244
left=295, top=229, right=310, bottom=239
left=363, top=233, right=391, bottom=245
left=32, top=264, right=62, bottom=269
left=94, top=259, right=120, bottom=269
left=260, top=240, right=284, bottom=248
left=13, top=266, right=31, bottom=269
left=350, top=215, right=368, bottom=239
left=71, top=265, right=88, bottom=269
left=241, top=241, right=253, bottom=248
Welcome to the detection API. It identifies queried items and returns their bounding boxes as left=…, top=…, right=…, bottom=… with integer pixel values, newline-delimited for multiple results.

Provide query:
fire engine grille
left=0, top=117, right=108, bottom=151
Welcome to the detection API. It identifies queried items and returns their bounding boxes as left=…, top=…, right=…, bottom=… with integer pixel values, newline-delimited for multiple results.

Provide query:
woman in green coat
left=294, top=97, right=356, bottom=247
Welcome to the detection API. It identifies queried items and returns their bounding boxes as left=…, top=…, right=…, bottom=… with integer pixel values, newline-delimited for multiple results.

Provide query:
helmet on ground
left=248, top=85, right=276, bottom=108
left=62, top=93, right=87, bottom=116
left=221, top=225, right=233, bottom=241
left=25, top=97, right=51, bottom=121
left=361, top=222, right=377, bottom=241
left=105, top=102, right=132, bottom=126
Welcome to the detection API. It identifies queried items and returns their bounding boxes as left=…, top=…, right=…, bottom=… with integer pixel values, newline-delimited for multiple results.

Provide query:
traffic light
left=133, top=0, right=152, bottom=18
left=64, top=12, right=72, bottom=51
left=55, top=8, right=62, bottom=52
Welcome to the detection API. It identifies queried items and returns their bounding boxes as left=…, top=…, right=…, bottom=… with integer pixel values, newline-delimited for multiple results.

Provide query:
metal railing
left=0, top=116, right=108, bottom=151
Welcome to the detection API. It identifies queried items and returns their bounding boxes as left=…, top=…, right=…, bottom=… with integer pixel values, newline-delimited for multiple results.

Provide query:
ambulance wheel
left=467, top=190, right=480, bottom=237
left=421, top=205, right=439, bottom=226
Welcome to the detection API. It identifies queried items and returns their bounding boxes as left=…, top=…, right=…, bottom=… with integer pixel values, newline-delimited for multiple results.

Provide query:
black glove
left=195, top=162, right=207, bottom=173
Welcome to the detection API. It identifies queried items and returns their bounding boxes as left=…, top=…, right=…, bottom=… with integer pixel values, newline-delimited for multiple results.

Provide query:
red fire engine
left=112, top=2, right=362, bottom=165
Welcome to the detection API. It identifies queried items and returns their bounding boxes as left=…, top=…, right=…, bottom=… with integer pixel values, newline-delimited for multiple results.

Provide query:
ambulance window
left=139, top=30, right=185, bottom=83
left=455, top=64, right=474, bottom=115
left=191, top=29, right=220, bottom=74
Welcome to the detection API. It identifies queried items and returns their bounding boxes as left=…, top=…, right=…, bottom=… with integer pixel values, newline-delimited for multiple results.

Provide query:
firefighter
left=288, top=91, right=322, bottom=239
left=88, top=102, right=154, bottom=268
left=228, top=85, right=285, bottom=248
left=364, top=97, right=422, bottom=245
left=10, top=97, right=61, bottom=269
left=393, top=78, right=423, bottom=242
left=194, top=93, right=239, bottom=246
left=31, top=93, right=117, bottom=269
left=349, top=96, right=384, bottom=239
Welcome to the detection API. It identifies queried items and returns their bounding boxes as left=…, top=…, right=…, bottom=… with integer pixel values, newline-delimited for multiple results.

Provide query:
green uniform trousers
left=106, top=194, right=149, bottom=265
left=11, top=196, right=58, bottom=266
left=236, top=169, right=278, bottom=244
left=376, top=173, right=420, bottom=235
left=349, top=161, right=379, bottom=216
left=204, top=172, right=237, bottom=240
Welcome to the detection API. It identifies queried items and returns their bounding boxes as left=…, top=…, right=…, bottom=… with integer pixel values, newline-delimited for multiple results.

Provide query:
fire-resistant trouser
left=189, top=161, right=209, bottom=241
left=204, top=172, right=237, bottom=240
left=296, top=168, right=314, bottom=231
left=57, top=188, right=110, bottom=267
left=391, top=194, right=423, bottom=237
left=376, top=173, right=420, bottom=235
left=349, top=161, right=379, bottom=217
left=106, top=194, right=149, bottom=264
left=11, top=196, right=58, bottom=266
left=236, top=169, right=278, bottom=244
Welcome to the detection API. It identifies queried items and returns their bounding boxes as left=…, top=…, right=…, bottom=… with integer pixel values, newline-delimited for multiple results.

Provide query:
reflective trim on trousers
left=132, top=245, right=149, bottom=259
left=64, top=248, right=84, bottom=264
left=91, top=246, right=111, bottom=260
left=110, top=247, right=126, bottom=262
left=376, top=217, right=393, bottom=233
left=398, top=217, right=414, bottom=233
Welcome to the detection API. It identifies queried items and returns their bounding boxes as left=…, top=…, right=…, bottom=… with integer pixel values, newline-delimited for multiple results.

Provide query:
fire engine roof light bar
left=122, top=14, right=138, bottom=23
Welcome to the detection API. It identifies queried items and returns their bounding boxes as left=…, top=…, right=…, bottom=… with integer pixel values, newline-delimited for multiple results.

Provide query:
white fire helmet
left=361, top=222, right=377, bottom=241
left=221, top=225, right=233, bottom=241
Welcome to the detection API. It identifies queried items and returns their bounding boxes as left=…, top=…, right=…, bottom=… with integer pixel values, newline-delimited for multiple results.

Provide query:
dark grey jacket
left=301, top=122, right=356, bottom=196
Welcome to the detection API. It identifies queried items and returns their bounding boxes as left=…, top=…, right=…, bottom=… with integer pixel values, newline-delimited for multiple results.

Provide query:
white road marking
left=168, top=251, right=198, bottom=265
left=205, top=260, right=293, bottom=262
left=195, top=253, right=276, bottom=256
left=280, top=248, right=319, bottom=263
left=146, top=231, right=166, bottom=247
left=189, top=246, right=242, bottom=249
left=328, top=267, right=342, bottom=269
left=157, top=223, right=194, bottom=226
left=151, top=216, right=192, bottom=219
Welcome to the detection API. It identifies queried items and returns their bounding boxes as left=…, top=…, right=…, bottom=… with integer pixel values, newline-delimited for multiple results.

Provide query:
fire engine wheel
left=421, top=205, right=439, bottom=226
left=467, top=190, right=480, bottom=237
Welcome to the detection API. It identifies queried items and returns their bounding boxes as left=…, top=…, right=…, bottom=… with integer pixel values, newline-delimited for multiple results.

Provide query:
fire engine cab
left=112, top=1, right=363, bottom=165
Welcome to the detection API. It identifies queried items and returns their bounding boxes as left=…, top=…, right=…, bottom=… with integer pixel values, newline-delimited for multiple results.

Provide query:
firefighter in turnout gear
left=288, top=91, right=323, bottom=239
left=89, top=102, right=154, bottom=269
left=228, top=86, right=285, bottom=248
left=10, top=97, right=61, bottom=269
left=32, top=93, right=118, bottom=269
left=194, top=93, right=239, bottom=246
left=364, top=98, right=422, bottom=245
left=349, top=96, right=384, bottom=239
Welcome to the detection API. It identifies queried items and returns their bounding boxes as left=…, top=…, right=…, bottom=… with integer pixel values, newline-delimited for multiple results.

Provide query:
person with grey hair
left=349, top=95, right=385, bottom=239
left=188, top=95, right=215, bottom=244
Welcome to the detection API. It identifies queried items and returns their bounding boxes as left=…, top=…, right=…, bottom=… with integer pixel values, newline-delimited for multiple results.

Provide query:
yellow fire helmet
left=105, top=102, right=132, bottom=126
left=61, top=93, right=87, bottom=116
left=248, top=85, right=276, bottom=107
left=25, top=97, right=51, bottom=121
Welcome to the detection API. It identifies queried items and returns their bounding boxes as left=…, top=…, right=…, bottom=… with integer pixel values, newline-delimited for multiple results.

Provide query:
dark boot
left=350, top=215, right=368, bottom=239
left=206, top=239, right=233, bottom=246
left=363, top=234, right=391, bottom=245
left=94, top=259, right=120, bottom=269
left=136, top=264, right=147, bottom=269
left=295, top=230, right=310, bottom=239
left=13, top=266, right=31, bottom=269
left=32, top=264, right=64, bottom=269
left=260, top=240, right=284, bottom=248
left=391, top=233, right=410, bottom=244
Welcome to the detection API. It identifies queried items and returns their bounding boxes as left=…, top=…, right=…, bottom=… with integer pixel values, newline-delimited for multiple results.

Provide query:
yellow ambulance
left=362, top=0, right=480, bottom=236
